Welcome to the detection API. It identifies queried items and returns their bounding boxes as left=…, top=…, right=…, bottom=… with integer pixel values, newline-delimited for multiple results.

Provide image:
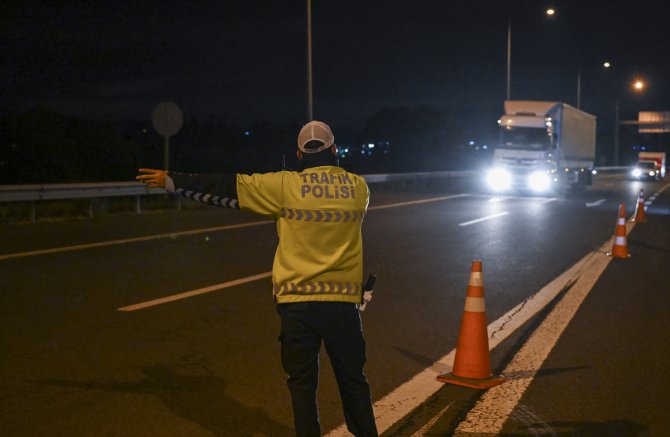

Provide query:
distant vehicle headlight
left=486, top=168, right=511, bottom=191
left=631, top=168, right=642, bottom=178
left=528, top=171, right=551, bottom=192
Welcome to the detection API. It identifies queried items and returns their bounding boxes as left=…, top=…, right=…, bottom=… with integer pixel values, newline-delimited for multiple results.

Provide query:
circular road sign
left=151, top=101, right=183, bottom=137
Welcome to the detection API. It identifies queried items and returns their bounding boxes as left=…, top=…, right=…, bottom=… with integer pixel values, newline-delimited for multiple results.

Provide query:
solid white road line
left=117, top=271, right=272, bottom=311
left=411, top=402, right=453, bottom=437
left=325, top=219, right=636, bottom=437
left=453, top=231, right=621, bottom=435
left=458, top=211, right=509, bottom=227
left=0, top=220, right=272, bottom=261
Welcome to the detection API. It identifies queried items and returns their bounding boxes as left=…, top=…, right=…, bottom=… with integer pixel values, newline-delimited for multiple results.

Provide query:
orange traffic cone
left=632, top=189, right=647, bottom=223
left=437, top=260, right=506, bottom=389
left=607, top=203, right=631, bottom=259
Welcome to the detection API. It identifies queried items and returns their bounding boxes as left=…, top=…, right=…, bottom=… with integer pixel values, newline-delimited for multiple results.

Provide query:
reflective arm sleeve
left=167, top=172, right=240, bottom=209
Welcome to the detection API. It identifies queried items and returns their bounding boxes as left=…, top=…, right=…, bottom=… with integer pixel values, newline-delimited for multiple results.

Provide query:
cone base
left=606, top=251, right=631, bottom=259
left=436, top=372, right=506, bottom=389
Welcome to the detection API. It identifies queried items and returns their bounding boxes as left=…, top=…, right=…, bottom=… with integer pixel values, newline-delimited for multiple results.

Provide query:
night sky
left=3, top=0, right=670, bottom=131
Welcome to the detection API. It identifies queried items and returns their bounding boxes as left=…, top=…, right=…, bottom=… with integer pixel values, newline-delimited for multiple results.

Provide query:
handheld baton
left=359, top=274, right=376, bottom=312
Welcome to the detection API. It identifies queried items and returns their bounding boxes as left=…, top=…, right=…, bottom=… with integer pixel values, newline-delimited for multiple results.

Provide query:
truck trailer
left=487, top=100, right=597, bottom=194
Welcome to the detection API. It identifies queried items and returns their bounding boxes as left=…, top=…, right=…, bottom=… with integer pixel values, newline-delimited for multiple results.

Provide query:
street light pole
left=306, top=0, right=313, bottom=121
left=506, top=15, right=512, bottom=100
left=602, top=61, right=619, bottom=166
left=576, top=68, right=581, bottom=109
left=614, top=99, right=620, bottom=166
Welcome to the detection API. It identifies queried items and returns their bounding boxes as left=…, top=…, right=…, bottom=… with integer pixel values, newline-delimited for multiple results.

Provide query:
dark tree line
left=354, top=105, right=468, bottom=173
left=0, top=107, right=139, bottom=184
left=0, top=105, right=487, bottom=184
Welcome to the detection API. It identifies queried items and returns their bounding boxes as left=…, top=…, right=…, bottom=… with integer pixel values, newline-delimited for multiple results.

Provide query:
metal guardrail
left=0, top=181, right=165, bottom=202
left=0, top=181, right=167, bottom=222
left=592, top=166, right=629, bottom=172
left=0, top=168, right=628, bottom=222
left=362, top=170, right=479, bottom=183
left=0, top=171, right=481, bottom=204
left=0, top=171, right=480, bottom=222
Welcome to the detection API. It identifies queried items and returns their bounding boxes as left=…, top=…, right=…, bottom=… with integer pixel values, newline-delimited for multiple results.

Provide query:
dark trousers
left=277, top=302, right=378, bottom=437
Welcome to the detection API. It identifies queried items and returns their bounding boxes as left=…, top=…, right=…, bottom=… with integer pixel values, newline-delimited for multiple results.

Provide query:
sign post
left=151, top=102, right=183, bottom=171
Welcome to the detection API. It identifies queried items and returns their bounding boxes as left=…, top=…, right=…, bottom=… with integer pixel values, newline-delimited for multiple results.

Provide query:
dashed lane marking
left=1, top=194, right=469, bottom=261
left=117, top=271, right=273, bottom=311
left=459, top=211, right=509, bottom=227
left=586, top=199, right=607, bottom=207
left=367, top=194, right=468, bottom=210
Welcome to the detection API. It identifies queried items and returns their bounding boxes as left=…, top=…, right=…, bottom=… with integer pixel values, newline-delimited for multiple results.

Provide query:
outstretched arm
left=136, top=168, right=239, bottom=209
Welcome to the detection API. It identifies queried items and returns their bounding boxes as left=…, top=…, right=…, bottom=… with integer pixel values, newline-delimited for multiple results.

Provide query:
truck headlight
left=486, top=168, right=511, bottom=191
left=631, top=168, right=642, bottom=178
left=528, top=171, right=551, bottom=192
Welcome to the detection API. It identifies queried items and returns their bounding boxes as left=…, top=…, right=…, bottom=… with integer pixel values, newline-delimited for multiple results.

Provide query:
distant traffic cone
left=632, top=189, right=647, bottom=223
left=437, top=260, right=506, bottom=389
left=607, top=203, right=631, bottom=259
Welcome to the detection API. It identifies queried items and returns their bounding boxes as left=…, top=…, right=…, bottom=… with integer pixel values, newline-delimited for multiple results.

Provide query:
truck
left=486, top=100, right=597, bottom=194
left=632, top=151, right=666, bottom=180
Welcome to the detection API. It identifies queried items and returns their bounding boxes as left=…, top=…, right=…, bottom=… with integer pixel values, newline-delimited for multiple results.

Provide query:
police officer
left=137, top=120, right=378, bottom=437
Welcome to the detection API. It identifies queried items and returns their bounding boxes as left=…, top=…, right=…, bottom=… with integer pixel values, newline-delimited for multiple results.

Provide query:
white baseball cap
left=297, top=120, right=335, bottom=153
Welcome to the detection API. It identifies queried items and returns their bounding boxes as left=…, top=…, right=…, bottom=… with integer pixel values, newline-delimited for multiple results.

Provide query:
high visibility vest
left=237, top=166, right=369, bottom=303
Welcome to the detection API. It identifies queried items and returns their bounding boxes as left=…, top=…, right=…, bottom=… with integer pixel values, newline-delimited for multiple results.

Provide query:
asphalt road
left=1, top=173, right=669, bottom=436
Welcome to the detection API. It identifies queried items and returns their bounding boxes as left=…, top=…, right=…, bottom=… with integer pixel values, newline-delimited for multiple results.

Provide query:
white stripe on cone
left=469, top=272, right=483, bottom=287
left=464, top=297, right=486, bottom=313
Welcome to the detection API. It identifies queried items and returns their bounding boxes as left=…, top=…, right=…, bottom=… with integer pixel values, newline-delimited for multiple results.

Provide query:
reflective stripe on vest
left=280, top=208, right=365, bottom=223
left=273, top=281, right=362, bottom=296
